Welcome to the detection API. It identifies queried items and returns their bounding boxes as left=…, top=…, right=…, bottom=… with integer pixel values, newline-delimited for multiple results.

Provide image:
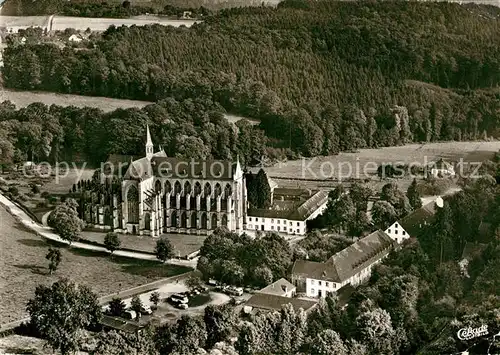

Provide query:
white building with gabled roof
left=384, top=197, right=443, bottom=244
left=291, top=230, right=395, bottom=298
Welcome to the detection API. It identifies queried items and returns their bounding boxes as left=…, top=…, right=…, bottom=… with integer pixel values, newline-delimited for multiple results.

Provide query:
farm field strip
left=0, top=89, right=260, bottom=124
left=262, top=141, right=500, bottom=180
left=0, top=15, right=198, bottom=32
left=0, top=89, right=152, bottom=112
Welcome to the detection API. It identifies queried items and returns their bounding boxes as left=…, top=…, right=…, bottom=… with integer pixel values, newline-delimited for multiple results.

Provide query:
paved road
left=0, top=193, right=197, bottom=268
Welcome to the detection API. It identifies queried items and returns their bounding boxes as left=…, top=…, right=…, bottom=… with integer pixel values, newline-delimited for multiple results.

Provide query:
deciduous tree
left=47, top=198, right=84, bottom=244
left=204, top=304, right=236, bottom=348
left=104, top=231, right=121, bottom=254
left=371, top=200, right=397, bottom=230
left=406, top=178, right=422, bottom=210
left=108, top=297, right=126, bottom=317
left=149, top=291, right=160, bottom=310
left=185, top=274, right=203, bottom=291
left=155, top=238, right=175, bottom=263
left=309, top=329, right=348, bottom=355
left=45, top=247, right=61, bottom=274
left=130, top=295, right=143, bottom=320
left=27, top=279, right=101, bottom=355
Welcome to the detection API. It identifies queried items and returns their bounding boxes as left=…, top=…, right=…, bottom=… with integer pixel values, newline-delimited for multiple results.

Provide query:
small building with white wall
left=246, top=188, right=329, bottom=237
left=257, top=278, right=296, bottom=298
left=428, top=158, right=455, bottom=178
left=68, top=34, right=83, bottom=42
left=384, top=197, right=442, bottom=244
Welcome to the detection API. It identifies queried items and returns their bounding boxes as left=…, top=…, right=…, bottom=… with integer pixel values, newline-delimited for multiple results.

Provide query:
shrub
left=17, top=193, right=28, bottom=201
left=31, top=184, right=41, bottom=194
left=8, top=186, right=19, bottom=196
left=41, top=191, right=49, bottom=198
left=36, top=201, right=48, bottom=208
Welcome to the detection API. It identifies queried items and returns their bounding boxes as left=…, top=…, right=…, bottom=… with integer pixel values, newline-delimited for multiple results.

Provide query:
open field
left=0, top=89, right=152, bottom=113
left=0, top=89, right=260, bottom=125
left=50, top=15, right=198, bottom=32
left=253, top=141, right=500, bottom=192
left=0, top=205, right=191, bottom=324
left=0, top=15, right=198, bottom=32
left=0, top=15, right=50, bottom=28
left=261, top=141, right=500, bottom=180
left=0, top=335, right=76, bottom=355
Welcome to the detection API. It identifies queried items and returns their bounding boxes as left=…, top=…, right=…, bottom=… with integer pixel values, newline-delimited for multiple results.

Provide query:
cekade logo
left=457, top=325, right=489, bottom=341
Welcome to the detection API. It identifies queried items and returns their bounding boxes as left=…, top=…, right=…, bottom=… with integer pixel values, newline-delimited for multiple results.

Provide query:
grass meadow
left=0, top=205, right=190, bottom=325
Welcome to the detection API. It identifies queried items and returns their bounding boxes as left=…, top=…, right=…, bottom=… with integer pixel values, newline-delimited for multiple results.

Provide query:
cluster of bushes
left=197, top=229, right=292, bottom=288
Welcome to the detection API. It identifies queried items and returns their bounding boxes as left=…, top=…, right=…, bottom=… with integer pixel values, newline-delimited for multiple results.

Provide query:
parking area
left=102, top=279, right=255, bottom=325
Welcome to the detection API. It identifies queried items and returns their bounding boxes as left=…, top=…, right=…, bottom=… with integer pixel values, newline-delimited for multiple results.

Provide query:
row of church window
left=153, top=180, right=233, bottom=198
left=141, top=211, right=228, bottom=230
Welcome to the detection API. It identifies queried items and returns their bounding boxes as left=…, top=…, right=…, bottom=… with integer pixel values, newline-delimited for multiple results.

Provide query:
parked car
left=175, top=303, right=189, bottom=310
left=140, top=305, right=153, bottom=315
left=123, top=310, right=138, bottom=320
left=197, top=286, right=209, bottom=293
left=231, top=297, right=245, bottom=306
left=225, top=287, right=243, bottom=296
left=208, top=279, right=218, bottom=286
left=169, top=294, right=188, bottom=304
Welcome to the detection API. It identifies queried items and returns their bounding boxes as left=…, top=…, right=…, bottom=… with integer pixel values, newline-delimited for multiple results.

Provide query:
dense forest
left=3, top=1, right=500, bottom=159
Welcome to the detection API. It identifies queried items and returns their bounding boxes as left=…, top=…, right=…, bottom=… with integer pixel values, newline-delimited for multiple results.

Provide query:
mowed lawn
left=81, top=230, right=207, bottom=258
left=0, top=206, right=191, bottom=325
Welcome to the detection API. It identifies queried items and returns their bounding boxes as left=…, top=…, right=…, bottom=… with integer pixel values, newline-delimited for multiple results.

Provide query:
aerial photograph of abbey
left=0, top=0, right=499, bottom=354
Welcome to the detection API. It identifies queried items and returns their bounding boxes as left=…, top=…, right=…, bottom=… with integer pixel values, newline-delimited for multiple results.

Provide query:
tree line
left=0, top=99, right=268, bottom=167
left=2, top=1, right=500, bottom=158
left=0, top=0, right=211, bottom=18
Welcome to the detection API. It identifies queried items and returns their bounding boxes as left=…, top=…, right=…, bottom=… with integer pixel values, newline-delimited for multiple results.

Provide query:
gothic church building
left=121, top=126, right=247, bottom=237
